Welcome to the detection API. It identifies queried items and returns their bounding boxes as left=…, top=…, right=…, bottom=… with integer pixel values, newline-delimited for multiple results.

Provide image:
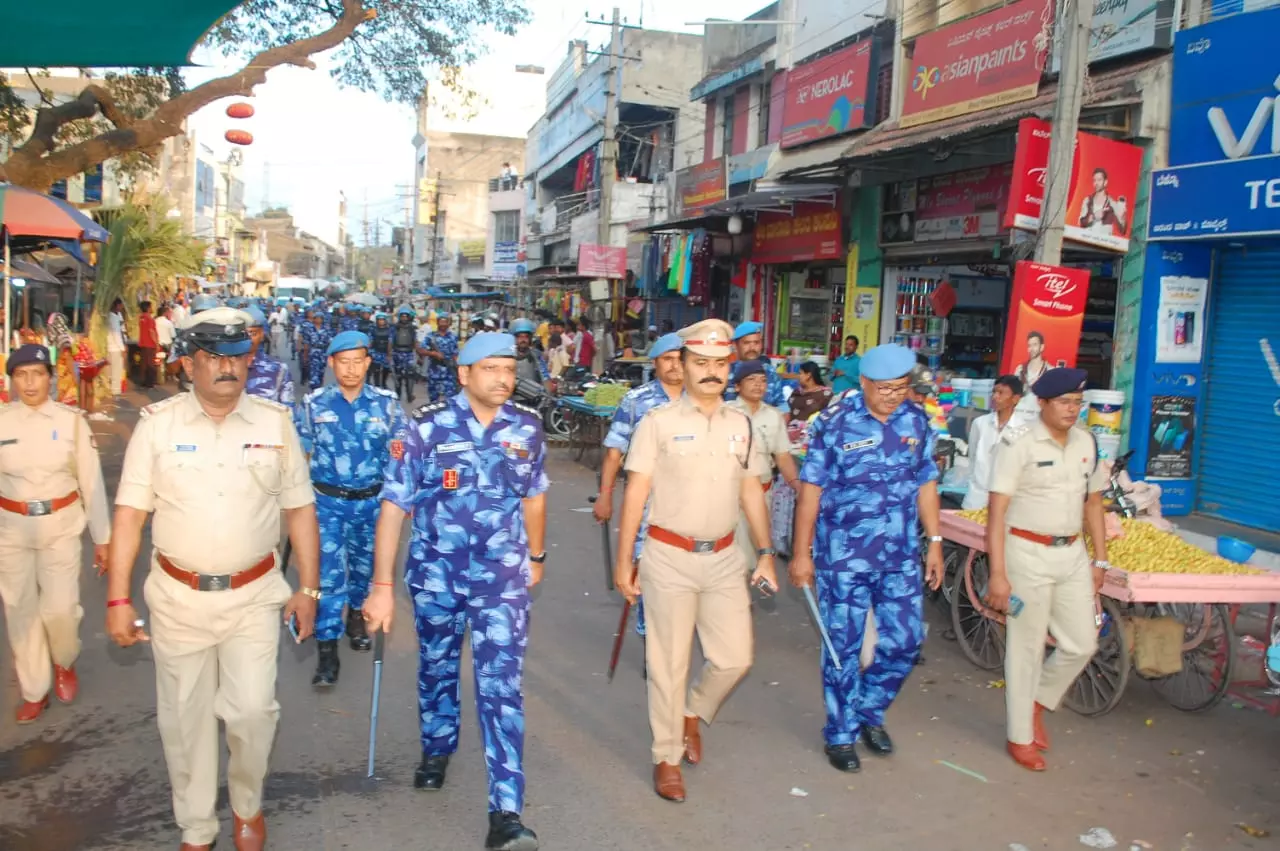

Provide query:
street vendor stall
left=559, top=394, right=617, bottom=469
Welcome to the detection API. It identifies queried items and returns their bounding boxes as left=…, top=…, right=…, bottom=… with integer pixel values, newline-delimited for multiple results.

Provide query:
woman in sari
left=47, top=313, right=80, bottom=405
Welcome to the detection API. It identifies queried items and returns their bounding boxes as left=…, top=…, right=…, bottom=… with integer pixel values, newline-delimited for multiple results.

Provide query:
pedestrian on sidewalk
left=105, top=298, right=127, bottom=396
left=294, top=330, right=407, bottom=688
left=364, top=332, right=547, bottom=851
left=0, top=344, right=110, bottom=723
left=789, top=344, right=943, bottom=775
left=137, top=301, right=159, bottom=389
left=613, top=319, right=776, bottom=804
left=243, top=306, right=295, bottom=407
left=982, top=368, right=1108, bottom=772
left=156, top=306, right=176, bottom=382
left=105, top=307, right=322, bottom=851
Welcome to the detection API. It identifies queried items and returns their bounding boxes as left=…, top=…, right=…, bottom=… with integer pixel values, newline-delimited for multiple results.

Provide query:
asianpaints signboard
left=780, top=39, right=875, bottom=149
left=901, top=0, right=1052, bottom=128
left=1006, top=117, right=1144, bottom=252
left=999, top=261, right=1091, bottom=379
left=751, top=202, right=842, bottom=264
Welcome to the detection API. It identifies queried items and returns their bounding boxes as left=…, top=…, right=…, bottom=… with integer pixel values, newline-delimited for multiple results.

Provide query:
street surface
left=1, top=381, right=1278, bottom=851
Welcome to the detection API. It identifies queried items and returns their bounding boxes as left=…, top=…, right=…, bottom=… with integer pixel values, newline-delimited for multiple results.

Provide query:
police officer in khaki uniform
left=614, top=318, right=776, bottom=804
left=0, top=344, right=110, bottom=723
left=984, top=367, right=1109, bottom=772
left=727, top=358, right=798, bottom=568
left=105, top=308, right=322, bottom=851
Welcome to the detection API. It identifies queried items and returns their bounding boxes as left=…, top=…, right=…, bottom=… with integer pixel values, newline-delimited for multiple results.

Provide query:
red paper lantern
left=225, top=129, right=254, bottom=146
left=226, top=102, right=255, bottom=119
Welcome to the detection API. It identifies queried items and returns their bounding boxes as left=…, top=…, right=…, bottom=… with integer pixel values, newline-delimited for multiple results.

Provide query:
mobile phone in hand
left=1007, top=595, right=1025, bottom=617
left=752, top=576, right=776, bottom=598
left=287, top=614, right=302, bottom=643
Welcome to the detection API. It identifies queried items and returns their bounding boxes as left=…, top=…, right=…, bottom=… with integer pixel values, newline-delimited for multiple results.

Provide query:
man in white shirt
left=105, top=298, right=127, bottom=396
left=169, top=297, right=188, bottom=329
left=963, top=375, right=1026, bottom=510
left=155, top=305, right=176, bottom=349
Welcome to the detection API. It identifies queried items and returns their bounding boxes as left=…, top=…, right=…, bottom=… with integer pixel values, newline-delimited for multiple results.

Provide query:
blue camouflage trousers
left=815, top=568, right=923, bottom=746
left=392, top=350, right=417, bottom=379
left=315, top=494, right=379, bottom=641
left=408, top=561, right=530, bottom=814
left=307, top=352, right=327, bottom=390
left=427, top=366, right=457, bottom=402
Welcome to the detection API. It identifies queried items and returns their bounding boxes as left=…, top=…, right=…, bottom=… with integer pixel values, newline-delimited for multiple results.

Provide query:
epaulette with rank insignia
left=369, top=385, right=399, bottom=400
left=510, top=400, right=541, bottom=420
left=304, top=385, right=327, bottom=403
left=52, top=400, right=83, bottom=416
left=413, top=401, right=447, bottom=421
left=140, top=393, right=186, bottom=419
left=245, top=395, right=290, bottom=413
left=1000, top=423, right=1032, bottom=446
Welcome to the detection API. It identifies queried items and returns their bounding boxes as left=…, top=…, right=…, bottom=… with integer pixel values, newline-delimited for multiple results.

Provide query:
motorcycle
left=514, top=377, right=569, bottom=438
left=1101, top=449, right=1138, bottom=518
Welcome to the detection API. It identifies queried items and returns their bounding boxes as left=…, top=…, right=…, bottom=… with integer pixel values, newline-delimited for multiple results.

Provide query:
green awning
left=2, top=1, right=241, bottom=66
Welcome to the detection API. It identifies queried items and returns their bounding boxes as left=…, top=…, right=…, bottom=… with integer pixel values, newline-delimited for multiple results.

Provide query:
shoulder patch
left=141, top=393, right=186, bottom=419
left=304, top=385, right=328, bottom=402
left=1000, top=423, right=1032, bottom=446
left=370, top=386, right=398, bottom=399
left=245, top=394, right=289, bottom=412
left=52, top=400, right=82, bottom=416
left=413, top=401, right=447, bottom=420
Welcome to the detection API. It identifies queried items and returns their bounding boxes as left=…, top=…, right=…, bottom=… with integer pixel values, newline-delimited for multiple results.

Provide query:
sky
left=184, top=0, right=751, bottom=247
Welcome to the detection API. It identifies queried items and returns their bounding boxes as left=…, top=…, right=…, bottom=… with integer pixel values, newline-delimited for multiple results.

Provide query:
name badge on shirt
left=1036, top=460, right=1055, bottom=467
left=842, top=438, right=876, bottom=451
left=172, top=443, right=198, bottom=453
left=438, top=441, right=473, bottom=454
left=0, top=438, right=17, bottom=447
left=673, top=434, right=696, bottom=442
left=313, top=414, right=339, bottom=424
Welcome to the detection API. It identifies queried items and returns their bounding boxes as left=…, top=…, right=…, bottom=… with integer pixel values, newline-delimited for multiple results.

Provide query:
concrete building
left=244, top=210, right=343, bottom=281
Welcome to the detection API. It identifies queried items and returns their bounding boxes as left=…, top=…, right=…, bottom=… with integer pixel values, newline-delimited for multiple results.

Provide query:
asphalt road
left=1, top=382, right=1278, bottom=851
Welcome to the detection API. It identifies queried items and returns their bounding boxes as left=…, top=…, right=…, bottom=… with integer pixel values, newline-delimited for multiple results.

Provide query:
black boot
left=485, top=811, right=538, bottom=851
left=824, top=743, right=861, bottom=773
left=860, top=725, right=894, bottom=756
left=413, top=754, right=450, bottom=790
left=312, top=640, right=339, bottom=688
left=346, top=608, right=372, bottom=652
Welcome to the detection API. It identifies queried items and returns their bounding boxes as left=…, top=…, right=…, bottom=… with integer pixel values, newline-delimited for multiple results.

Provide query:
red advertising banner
left=780, top=39, right=875, bottom=149
left=675, top=159, right=727, bottom=214
left=751, top=202, right=842, bottom=264
left=914, top=163, right=1013, bottom=241
left=999, top=261, right=1091, bottom=378
left=577, top=243, right=627, bottom=278
left=901, top=0, right=1052, bottom=129
left=1006, top=118, right=1144, bottom=253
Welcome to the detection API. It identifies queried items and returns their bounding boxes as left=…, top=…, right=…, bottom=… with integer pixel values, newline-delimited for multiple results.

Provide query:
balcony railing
left=489, top=175, right=522, bottom=192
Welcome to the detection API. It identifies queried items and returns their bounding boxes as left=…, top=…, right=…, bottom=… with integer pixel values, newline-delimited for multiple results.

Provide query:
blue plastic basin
left=1217, top=535, right=1256, bottom=564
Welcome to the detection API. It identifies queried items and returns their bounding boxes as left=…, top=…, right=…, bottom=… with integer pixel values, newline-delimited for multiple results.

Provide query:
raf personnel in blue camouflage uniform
left=338, top=305, right=360, bottom=333
left=421, top=314, right=461, bottom=402
left=302, top=311, right=332, bottom=391
left=391, top=306, right=420, bottom=402
left=790, top=344, right=944, bottom=774
left=593, top=332, right=684, bottom=644
left=294, top=330, right=408, bottom=688
left=243, top=306, right=295, bottom=407
left=369, top=312, right=393, bottom=388
left=364, top=332, right=546, bottom=851
left=723, top=321, right=787, bottom=407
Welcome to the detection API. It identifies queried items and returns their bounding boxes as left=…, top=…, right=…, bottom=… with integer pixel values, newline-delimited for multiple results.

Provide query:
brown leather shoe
left=682, top=715, right=702, bottom=765
left=232, top=811, right=266, bottom=851
left=1032, top=703, right=1049, bottom=752
left=653, top=762, right=686, bottom=802
left=54, top=665, right=78, bottom=704
left=1007, top=741, right=1046, bottom=772
left=15, top=695, right=49, bottom=724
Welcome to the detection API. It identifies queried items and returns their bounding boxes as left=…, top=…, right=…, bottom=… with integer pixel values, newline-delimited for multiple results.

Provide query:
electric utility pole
left=428, top=170, right=444, bottom=287
left=597, top=6, right=621, bottom=268
left=1034, top=0, right=1093, bottom=265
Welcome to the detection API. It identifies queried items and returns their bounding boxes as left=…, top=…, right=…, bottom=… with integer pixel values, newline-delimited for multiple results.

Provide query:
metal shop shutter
left=1196, top=244, right=1280, bottom=530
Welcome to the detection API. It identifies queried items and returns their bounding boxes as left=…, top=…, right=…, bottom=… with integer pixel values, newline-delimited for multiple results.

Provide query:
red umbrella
left=0, top=183, right=110, bottom=241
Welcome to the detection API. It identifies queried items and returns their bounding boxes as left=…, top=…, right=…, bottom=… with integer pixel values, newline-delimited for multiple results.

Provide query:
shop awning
left=762, top=136, right=859, bottom=181
left=634, top=183, right=840, bottom=233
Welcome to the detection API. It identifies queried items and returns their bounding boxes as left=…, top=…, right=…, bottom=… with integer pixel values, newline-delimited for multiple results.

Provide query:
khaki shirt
left=115, top=392, right=313, bottom=574
left=728, top=398, right=789, bottom=485
left=0, top=399, right=110, bottom=543
left=625, top=395, right=769, bottom=539
left=990, top=419, right=1107, bottom=536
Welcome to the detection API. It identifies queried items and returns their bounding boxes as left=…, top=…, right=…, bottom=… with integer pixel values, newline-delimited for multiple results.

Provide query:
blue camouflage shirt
left=302, top=323, right=332, bottom=357
left=246, top=348, right=295, bottom=406
left=604, top=379, right=676, bottom=452
left=339, top=314, right=361, bottom=333
left=421, top=330, right=460, bottom=370
left=724, top=359, right=787, bottom=408
left=381, top=392, right=549, bottom=580
left=295, top=383, right=409, bottom=489
left=800, top=391, right=939, bottom=573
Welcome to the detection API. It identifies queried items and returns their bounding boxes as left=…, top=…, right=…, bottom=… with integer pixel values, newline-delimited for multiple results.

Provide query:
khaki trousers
left=144, top=556, right=292, bottom=846
left=0, top=507, right=85, bottom=701
left=640, top=537, right=752, bottom=766
left=1003, top=535, right=1098, bottom=745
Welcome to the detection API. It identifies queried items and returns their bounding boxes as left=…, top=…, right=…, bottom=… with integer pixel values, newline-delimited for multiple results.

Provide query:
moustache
left=699, top=377, right=724, bottom=385
left=215, top=375, right=241, bottom=383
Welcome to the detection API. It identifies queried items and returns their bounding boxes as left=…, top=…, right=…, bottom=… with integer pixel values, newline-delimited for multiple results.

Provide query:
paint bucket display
left=1086, top=389, right=1125, bottom=436
left=909, top=334, right=925, bottom=351
left=1095, top=433, right=1122, bottom=461
left=952, top=377, right=973, bottom=407
left=970, top=379, right=995, bottom=410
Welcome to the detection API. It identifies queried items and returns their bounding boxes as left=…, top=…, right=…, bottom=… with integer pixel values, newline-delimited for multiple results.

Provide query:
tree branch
left=3, top=0, right=369, bottom=191
left=23, top=68, right=55, bottom=108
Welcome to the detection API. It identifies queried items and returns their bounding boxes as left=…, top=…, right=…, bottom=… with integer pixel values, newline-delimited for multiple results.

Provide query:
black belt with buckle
left=313, top=481, right=382, bottom=500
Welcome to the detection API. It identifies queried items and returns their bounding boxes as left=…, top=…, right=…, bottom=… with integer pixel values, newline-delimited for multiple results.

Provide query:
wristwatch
left=757, top=547, right=776, bottom=557
left=300, top=586, right=322, bottom=600
left=1091, top=559, right=1111, bottom=569
left=927, top=535, right=944, bottom=544
left=530, top=552, right=547, bottom=564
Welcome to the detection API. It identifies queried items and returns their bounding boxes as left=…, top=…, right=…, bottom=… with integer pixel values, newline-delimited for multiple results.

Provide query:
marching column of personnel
left=0, top=292, right=1119, bottom=848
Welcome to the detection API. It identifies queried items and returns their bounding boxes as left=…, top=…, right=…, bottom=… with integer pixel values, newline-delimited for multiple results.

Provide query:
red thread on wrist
left=107, top=598, right=132, bottom=608
left=374, top=581, right=395, bottom=587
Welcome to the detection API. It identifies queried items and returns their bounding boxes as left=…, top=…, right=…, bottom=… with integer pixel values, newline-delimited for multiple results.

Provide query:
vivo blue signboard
left=1148, top=154, right=1280, bottom=240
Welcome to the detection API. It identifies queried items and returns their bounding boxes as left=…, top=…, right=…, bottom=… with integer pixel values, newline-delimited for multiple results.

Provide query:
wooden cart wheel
left=1147, top=603, right=1234, bottom=713
left=930, top=542, right=966, bottom=621
left=951, top=551, right=1006, bottom=671
left=572, top=411, right=589, bottom=463
left=1061, top=597, right=1130, bottom=717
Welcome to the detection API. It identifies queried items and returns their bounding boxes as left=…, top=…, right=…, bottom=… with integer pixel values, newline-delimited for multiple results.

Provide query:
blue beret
left=327, top=330, right=371, bottom=356
left=243, top=305, right=266, bottom=327
left=733, top=358, right=767, bottom=383
left=732, top=320, right=764, bottom=341
left=860, top=344, right=916, bottom=380
left=648, top=332, right=683, bottom=360
left=1031, top=367, right=1088, bottom=399
left=6, top=343, right=52, bottom=375
left=458, top=332, right=516, bottom=365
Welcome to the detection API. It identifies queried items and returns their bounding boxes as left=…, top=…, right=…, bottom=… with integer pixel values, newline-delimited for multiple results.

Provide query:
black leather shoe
left=485, top=811, right=538, bottom=851
left=824, top=744, right=861, bottom=773
left=861, top=725, right=894, bottom=756
left=414, top=754, right=449, bottom=791
left=346, top=609, right=372, bottom=652
left=311, top=640, right=339, bottom=688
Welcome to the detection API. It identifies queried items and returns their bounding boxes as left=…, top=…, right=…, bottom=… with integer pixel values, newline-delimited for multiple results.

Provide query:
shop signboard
left=1050, top=0, right=1175, bottom=70
left=751, top=202, right=842, bottom=264
left=674, top=159, right=727, bottom=215
left=493, top=240, right=520, bottom=281
left=998, top=261, right=1091, bottom=376
left=459, top=239, right=486, bottom=262
left=842, top=245, right=881, bottom=350
left=1145, top=395, right=1196, bottom=479
left=1148, top=156, right=1280, bottom=240
left=1006, top=118, right=1144, bottom=253
left=913, top=164, right=1011, bottom=242
left=1154, top=275, right=1208, bottom=363
left=780, top=38, right=875, bottom=149
left=576, top=243, right=627, bottom=279
left=900, top=0, right=1052, bottom=129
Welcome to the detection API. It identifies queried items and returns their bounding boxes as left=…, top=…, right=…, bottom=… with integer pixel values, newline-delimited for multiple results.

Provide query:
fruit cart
left=939, top=509, right=1280, bottom=716
left=559, top=396, right=617, bottom=469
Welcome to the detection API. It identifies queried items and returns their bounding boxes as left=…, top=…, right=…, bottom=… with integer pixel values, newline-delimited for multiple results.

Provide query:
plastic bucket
left=971, top=379, right=995, bottom=410
left=1095, top=433, right=1122, bottom=461
left=1086, top=389, right=1125, bottom=436
left=952, top=377, right=973, bottom=407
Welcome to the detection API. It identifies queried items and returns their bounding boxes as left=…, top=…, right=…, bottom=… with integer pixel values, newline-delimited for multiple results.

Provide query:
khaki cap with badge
left=678, top=319, right=734, bottom=357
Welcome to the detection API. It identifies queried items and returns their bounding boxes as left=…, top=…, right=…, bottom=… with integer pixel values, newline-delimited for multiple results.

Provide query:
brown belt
left=648, top=525, right=735, bottom=554
left=158, top=551, right=277, bottom=591
left=0, top=491, right=78, bottom=517
left=762, top=480, right=773, bottom=493
left=1010, top=528, right=1079, bottom=547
